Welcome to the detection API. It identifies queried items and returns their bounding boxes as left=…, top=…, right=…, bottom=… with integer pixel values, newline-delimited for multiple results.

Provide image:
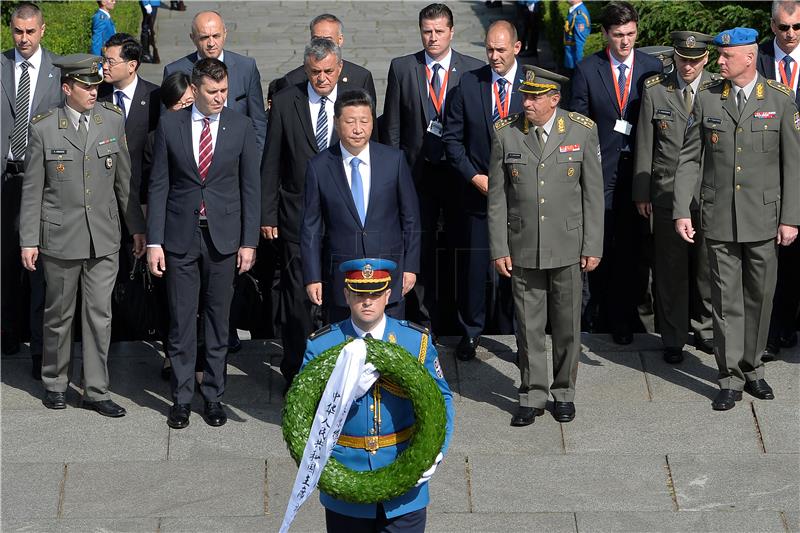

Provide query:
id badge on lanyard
left=608, top=49, right=634, bottom=136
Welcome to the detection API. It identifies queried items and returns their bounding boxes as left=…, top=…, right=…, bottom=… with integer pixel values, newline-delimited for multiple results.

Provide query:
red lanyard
left=492, top=78, right=511, bottom=119
left=778, top=58, right=797, bottom=90
left=607, top=48, right=634, bottom=115
left=425, top=65, right=450, bottom=117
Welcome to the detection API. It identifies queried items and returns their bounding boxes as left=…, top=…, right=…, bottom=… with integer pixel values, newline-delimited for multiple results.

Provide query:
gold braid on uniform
left=418, top=333, right=428, bottom=364
left=101, top=101, right=124, bottom=115
left=767, top=79, right=792, bottom=97
left=494, top=113, right=519, bottom=130
left=568, top=111, right=594, bottom=129
left=645, top=73, right=666, bottom=89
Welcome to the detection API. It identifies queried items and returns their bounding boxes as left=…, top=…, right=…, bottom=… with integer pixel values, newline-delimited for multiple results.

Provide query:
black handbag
left=111, top=255, right=163, bottom=341
left=230, top=271, right=265, bottom=334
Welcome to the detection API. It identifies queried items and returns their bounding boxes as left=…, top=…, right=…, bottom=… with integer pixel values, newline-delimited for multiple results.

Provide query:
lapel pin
left=140, top=100, right=146, bottom=105
left=342, top=76, right=348, bottom=83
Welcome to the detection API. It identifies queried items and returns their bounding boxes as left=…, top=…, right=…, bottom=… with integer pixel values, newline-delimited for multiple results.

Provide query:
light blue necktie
left=350, top=157, right=366, bottom=225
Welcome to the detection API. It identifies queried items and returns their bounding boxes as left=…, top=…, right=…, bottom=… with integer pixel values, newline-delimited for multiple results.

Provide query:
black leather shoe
left=552, top=401, right=576, bottom=422
left=167, top=403, right=191, bottom=429
left=228, top=337, right=242, bottom=354
left=663, top=347, right=684, bottom=364
left=42, top=391, right=66, bottom=409
left=780, top=331, right=798, bottom=348
left=82, top=399, right=126, bottom=417
left=31, top=353, right=42, bottom=381
left=510, top=406, right=544, bottom=426
left=761, top=342, right=780, bottom=362
left=1, top=332, right=20, bottom=355
left=712, top=389, right=742, bottom=411
left=612, top=329, right=633, bottom=345
left=204, top=401, right=227, bottom=427
left=456, top=336, right=480, bottom=361
left=744, top=379, right=775, bottom=400
left=694, top=337, right=714, bottom=355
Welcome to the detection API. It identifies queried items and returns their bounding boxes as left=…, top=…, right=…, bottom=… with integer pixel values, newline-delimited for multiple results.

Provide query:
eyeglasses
left=777, top=23, right=800, bottom=32
left=101, top=57, right=127, bottom=67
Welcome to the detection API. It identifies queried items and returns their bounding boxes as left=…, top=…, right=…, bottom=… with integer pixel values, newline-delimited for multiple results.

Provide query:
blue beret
left=339, top=258, right=397, bottom=294
left=713, top=27, right=758, bottom=47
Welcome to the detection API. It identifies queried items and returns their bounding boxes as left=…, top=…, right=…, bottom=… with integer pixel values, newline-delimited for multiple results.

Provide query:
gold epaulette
left=31, top=110, right=53, bottom=124
left=494, top=113, right=519, bottom=130
left=101, top=101, right=124, bottom=115
left=308, top=324, right=332, bottom=340
left=568, top=111, right=594, bottom=129
left=645, top=73, right=666, bottom=89
left=767, top=79, right=792, bottom=97
left=699, top=77, right=724, bottom=91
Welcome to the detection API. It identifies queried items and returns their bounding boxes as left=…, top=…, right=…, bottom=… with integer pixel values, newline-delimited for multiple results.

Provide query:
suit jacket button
left=362, top=231, right=367, bottom=236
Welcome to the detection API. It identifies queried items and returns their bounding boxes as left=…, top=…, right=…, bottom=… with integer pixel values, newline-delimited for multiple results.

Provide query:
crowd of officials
left=3, top=1, right=800, bottom=423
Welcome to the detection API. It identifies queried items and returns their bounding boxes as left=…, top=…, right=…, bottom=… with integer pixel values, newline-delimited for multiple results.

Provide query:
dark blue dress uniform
left=90, top=9, right=116, bottom=56
left=564, top=2, right=591, bottom=70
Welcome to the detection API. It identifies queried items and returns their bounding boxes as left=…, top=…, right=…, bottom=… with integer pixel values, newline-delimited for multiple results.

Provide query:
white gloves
left=144, top=4, right=153, bottom=14
left=415, top=452, right=444, bottom=487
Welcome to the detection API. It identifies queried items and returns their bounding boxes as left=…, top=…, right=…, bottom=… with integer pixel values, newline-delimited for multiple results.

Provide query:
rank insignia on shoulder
left=308, top=324, right=333, bottom=340
left=93, top=113, right=103, bottom=124
left=568, top=112, right=594, bottom=129
left=699, top=77, right=723, bottom=92
left=102, top=101, right=124, bottom=115
left=404, top=321, right=430, bottom=335
left=494, top=114, right=518, bottom=130
left=767, top=79, right=791, bottom=97
left=59, top=118, right=68, bottom=129
left=31, top=110, right=53, bottom=124
left=645, top=73, right=666, bottom=89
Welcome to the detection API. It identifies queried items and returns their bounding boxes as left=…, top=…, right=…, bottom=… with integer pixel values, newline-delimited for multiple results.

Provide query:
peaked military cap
left=54, top=54, right=103, bottom=85
left=340, top=258, right=397, bottom=294
left=640, top=45, right=675, bottom=69
left=713, top=27, right=758, bottom=48
left=519, top=65, right=569, bottom=95
left=671, top=31, right=714, bottom=59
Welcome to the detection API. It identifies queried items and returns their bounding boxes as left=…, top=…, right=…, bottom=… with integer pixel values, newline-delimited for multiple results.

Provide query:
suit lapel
left=740, top=77, right=764, bottom=121
left=667, top=72, right=689, bottom=121
left=206, top=109, right=229, bottom=181
left=2, top=51, right=15, bottom=111
left=480, top=67, right=495, bottom=132
left=31, top=49, right=57, bottom=115
left=180, top=110, right=200, bottom=180
left=541, top=111, right=566, bottom=161
left=597, top=58, right=621, bottom=115
left=523, top=125, right=541, bottom=160
left=508, top=68, right=524, bottom=115
left=128, top=78, right=149, bottom=131
left=415, top=52, right=431, bottom=123
left=223, top=52, right=241, bottom=102
left=328, top=144, right=363, bottom=227
left=721, top=81, right=740, bottom=122
left=86, top=109, right=102, bottom=150
left=294, top=89, right=318, bottom=150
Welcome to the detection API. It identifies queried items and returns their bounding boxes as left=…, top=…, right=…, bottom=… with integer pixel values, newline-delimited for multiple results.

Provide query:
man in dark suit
left=163, top=10, right=267, bottom=151
left=1, top=2, right=62, bottom=374
left=568, top=1, right=662, bottom=344
left=756, top=0, right=800, bottom=361
left=380, top=3, right=483, bottom=335
left=147, top=58, right=260, bottom=429
left=267, top=14, right=376, bottom=110
left=261, top=38, right=344, bottom=389
left=442, top=20, right=522, bottom=360
left=302, top=89, right=421, bottom=321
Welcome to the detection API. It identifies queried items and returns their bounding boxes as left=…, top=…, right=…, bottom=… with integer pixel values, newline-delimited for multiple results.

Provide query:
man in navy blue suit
left=568, top=1, right=662, bottom=344
left=301, top=89, right=421, bottom=322
left=442, top=20, right=521, bottom=360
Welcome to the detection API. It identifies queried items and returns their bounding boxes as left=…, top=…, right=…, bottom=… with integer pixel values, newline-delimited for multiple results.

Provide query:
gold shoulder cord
left=418, top=333, right=428, bottom=364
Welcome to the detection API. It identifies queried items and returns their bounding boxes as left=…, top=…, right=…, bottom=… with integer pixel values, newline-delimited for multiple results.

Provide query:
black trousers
left=279, top=239, right=317, bottom=385
left=768, top=240, right=800, bottom=343
left=325, top=506, right=426, bottom=533
left=165, top=225, right=235, bottom=404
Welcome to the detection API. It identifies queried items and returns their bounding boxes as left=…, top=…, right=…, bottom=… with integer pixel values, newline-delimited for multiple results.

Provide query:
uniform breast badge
left=105, top=157, right=113, bottom=169
left=511, top=168, right=519, bottom=177
left=711, top=131, right=719, bottom=144
left=659, top=121, right=669, bottom=130
left=567, top=167, right=575, bottom=177
left=56, top=162, right=65, bottom=173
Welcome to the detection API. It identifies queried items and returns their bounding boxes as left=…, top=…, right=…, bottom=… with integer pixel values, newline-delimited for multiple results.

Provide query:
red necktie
left=198, top=117, right=212, bottom=216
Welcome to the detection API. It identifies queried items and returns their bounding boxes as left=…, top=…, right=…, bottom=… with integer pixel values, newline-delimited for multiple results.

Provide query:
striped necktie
left=198, top=117, right=212, bottom=216
left=10, top=61, right=32, bottom=160
left=316, top=96, right=328, bottom=151
left=617, top=64, right=628, bottom=114
left=492, top=78, right=507, bottom=123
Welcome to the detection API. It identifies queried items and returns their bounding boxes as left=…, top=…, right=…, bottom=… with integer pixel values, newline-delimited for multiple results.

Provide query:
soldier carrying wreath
left=281, top=258, right=454, bottom=533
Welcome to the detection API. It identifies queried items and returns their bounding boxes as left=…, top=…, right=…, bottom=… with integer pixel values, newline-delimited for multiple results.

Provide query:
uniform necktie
left=350, top=157, right=366, bottom=225
left=493, top=78, right=507, bottom=123
left=316, top=96, right=328, bottom=151
left=429, top=63, right=442, bottom=118
left=198, top=117, right=212, bottom=216
left=535, top=126, right=546, bottom=151
left=783, top=55, right=794, bottom=89
left=736, top=89, right=746, bottom=116
left=10, top=61, right=31, bottom=160
left=76, top=113, right=88, bottom=147
left=683, top=85, right=693, bottom=113
left=365, top=333, right=373, bottom=339
left=115, top=90, right=127, bottom=119
left=617, top=64, right=628, bottom=114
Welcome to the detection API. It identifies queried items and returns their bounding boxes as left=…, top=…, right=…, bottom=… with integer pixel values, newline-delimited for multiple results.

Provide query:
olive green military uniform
left=488, top=109, right=604, bottom=409
left=19, top=60, right=145, bottom=400
left=673, top=75, right=800, bottom=390
left=634, top=69, right=718, bottom=351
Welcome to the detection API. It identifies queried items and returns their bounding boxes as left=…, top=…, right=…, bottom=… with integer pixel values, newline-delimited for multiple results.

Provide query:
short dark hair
left=161, top=71, right=192, bottom=108
left=419, top=3, right=453, bottom=28
left=334, top=89, right=374, bottom=118
left=602, top=1, right=639, bottom=31
left=10, top=2, right=42, bottom=24
left=191, top=57, right=227, bottom=86
left=309, top=13, right=343, bottom=34
left=104, top=33, right=142, bottom=68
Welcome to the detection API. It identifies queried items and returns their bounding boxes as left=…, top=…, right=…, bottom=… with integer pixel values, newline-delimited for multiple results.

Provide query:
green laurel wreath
left=282, top=338, right=447, bottom=504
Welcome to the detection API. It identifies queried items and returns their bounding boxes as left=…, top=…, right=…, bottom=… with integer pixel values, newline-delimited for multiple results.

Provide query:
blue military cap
left=339, top=258, right=397, bottom=294
left=713, top=27, right=758, bottom=47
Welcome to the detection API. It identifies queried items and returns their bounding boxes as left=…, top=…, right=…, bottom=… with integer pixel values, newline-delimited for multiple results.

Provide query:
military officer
left=488, top=66, right=604, bottom=427
left=633, top=32, right=718, bottom=364
left=19, top=54, right=145, bottom=416
left=301, top=258, right=454, bottom=532
left=673, top=28, right=800, bottom=411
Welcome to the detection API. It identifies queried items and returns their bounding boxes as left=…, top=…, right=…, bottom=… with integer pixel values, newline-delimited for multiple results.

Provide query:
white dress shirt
left=113, top=75, right=139, bottom=120
left=190, top=104, right=220, bottom=167
left=425, top=48, right=452, bottom=108
left=491, top=60, right=518, bottom=113
left=308, top=83, right=337, bottom=149
left=352, top=314, right=387, bottom=339
left=772, top=40, right=800, bottom=94
left=340, top=142, right=371, bottom=214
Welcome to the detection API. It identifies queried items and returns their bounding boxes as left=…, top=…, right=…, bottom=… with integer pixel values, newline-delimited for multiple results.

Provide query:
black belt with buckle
left=198, top=218, right=209, bottom=228
left=5, top=160, right=25, bottom=175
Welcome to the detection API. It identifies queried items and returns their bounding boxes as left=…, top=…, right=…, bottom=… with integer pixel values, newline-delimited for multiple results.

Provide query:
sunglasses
left=777, top=23, right=800, bottom=31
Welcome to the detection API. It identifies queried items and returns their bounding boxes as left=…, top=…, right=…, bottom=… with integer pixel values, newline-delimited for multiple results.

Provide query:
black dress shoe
left=204, top=401, right=227, bottom=427
left=510, top=406, right=543, bottom=426
left=744, top=379, right=775, bottom=400
left=1, top=332, right=20, bottom=355
left=160, top=358, right=172, bottom=381
left=228, top=337, right=242, bottom=354
left=167, top=403, right=191, bottom=429
left=712, top=389, right=742, bottom=411
left=31, top=353, right=42, bottom=381
left=42, top=391, right=66, bottom=409
left=780, top=331, right=798, bottom=348
left=663, top=347, right=684, bottom=364
left=761, top=342, right=780, bottom=362
left=82, top=399, right=126, bottom=417
left=552, top=401, right=576, bottom=422
left=694, top=337, right=714, bottom=355
left=456, top=336, right=480, bottom=361
left=612, top=330, right=633, bottom=345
